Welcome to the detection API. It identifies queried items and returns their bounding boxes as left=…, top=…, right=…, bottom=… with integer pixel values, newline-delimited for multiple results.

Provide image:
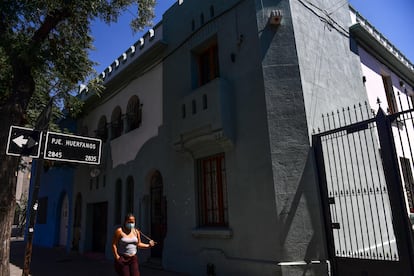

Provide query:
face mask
left=125, top=223, right=135, bottom=230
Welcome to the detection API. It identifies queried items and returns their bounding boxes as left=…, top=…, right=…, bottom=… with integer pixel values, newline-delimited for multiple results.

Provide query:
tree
left=0, top=0, right=155, bottom=274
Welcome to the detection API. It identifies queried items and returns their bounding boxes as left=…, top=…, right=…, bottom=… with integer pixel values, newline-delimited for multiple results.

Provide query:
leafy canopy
left=0, top=0, right=156, bottom=123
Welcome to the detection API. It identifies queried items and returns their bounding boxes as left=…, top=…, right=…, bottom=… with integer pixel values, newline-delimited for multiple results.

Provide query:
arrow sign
left=12, top=135, right=38, bottom=148
left=6, top=126, right=42, bottom=158
left=13, top=135, right=29, bottom=148
left=26, top=136, right=39, bottom=148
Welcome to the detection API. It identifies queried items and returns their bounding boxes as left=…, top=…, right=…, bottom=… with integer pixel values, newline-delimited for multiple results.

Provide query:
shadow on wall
left=277, top=148, right=328, bottom=274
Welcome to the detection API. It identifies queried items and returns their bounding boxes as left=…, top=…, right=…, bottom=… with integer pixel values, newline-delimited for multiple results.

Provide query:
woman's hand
left=148, top=240, right=155, bottom=247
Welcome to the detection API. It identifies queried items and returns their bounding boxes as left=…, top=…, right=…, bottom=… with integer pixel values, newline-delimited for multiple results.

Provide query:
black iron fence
left=313, top=102, right=414, bottom=275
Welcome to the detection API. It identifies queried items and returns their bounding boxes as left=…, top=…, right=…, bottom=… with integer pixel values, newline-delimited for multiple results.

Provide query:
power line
left=327, top=0, right=348, bottom=15
left=296, top=0, right=349, bottom=37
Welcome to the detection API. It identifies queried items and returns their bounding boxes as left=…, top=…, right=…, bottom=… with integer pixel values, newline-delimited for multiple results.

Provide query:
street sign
left=6, top=126, right=42, bottom=158
left=44, top=131, right=102, bottom=165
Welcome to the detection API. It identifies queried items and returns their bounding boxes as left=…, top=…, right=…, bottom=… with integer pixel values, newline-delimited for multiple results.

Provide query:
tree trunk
left=0, top=104, right=21, bottom=276
left=0, top=66, right=34, bottom=275
left=0, top=194, right=16, bottom=276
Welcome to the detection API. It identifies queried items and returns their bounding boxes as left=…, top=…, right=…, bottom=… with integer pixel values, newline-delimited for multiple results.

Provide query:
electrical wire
left=327, top=0, right=348, bottom=15
left=294, top=0, right=352, bottom=128
left=309, top=25, right=327, bottom=129
left=296, top=0, right=349, bottom=38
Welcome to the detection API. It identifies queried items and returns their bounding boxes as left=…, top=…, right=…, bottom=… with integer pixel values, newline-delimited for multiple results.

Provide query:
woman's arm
left=111, top=228, right=121, bottom=259
left=136, top=229, right=155, bottom=249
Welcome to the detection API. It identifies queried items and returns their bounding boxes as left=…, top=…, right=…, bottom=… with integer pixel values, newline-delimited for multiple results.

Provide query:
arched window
left=97, top=116, right=108, bottom=142
left=202, top=94, right=208, bottom=110
left=125, top=176, right=134, bottom=213
left=200, top=13, right=204, bottom=25
left=114, top=179, right=122, bottom=225
left=192, top=99, right=197, bottom=114
left=74, top=193, right=82, bottom=228
left=126, top=96, right=142, bottom=132
left=72, top=193, right=82, bottom=250
left=182, top=104, right=186, bottom=118
left=111, top=106, right=123, bottom=139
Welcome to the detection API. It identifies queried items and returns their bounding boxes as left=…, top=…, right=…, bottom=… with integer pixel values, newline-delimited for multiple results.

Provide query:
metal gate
left=313, top=104, right=414, bottom=275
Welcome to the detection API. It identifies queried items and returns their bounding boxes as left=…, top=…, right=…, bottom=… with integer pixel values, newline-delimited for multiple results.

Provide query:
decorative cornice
left=349, top=5, right=414, bottom=81
left=79, top=22, right=164, bottom=102
left=99, top=23, right=163, bottom=84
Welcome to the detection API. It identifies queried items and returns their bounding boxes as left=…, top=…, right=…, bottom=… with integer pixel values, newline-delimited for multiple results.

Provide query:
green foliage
left=0, top=48, right=12, bottom=104
left=0, top=3, right=155, bottom=271
left=0, top=0, right=156, bottom=122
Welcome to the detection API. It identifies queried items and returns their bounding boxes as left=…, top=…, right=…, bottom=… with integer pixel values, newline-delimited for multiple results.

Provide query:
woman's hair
left=124, top=213, right=135, bottom=223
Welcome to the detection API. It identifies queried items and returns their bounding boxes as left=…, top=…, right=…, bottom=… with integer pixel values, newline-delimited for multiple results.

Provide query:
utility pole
left=22, top=98, right=52, bottom=276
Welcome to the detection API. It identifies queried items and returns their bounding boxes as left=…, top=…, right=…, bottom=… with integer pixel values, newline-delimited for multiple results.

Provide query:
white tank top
left=118, top=235, right=138, bottom=255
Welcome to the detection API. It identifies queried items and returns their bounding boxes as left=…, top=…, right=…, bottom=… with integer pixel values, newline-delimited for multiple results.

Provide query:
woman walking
left=112, top=213, right=155, bottom=276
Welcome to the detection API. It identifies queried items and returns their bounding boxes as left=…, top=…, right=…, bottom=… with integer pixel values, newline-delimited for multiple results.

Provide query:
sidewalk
left=10, top=237, right=184, bottom=276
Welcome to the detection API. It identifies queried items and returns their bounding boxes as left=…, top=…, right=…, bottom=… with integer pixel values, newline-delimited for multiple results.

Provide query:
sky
left=89, top=0, right=176, bottom=74
left=348, top=0, right=413, bottom=63
left=90, top=0, right=414, bottom=75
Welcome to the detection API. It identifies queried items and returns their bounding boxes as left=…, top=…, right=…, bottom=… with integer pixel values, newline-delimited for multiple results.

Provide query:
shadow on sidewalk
left=10, top=238, right=115, bottom=276
left=10, top=238, right=185, bottom=276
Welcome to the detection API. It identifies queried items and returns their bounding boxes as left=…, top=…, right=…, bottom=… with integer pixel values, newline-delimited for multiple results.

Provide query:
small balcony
left=173, top=78, right=234, bottom=154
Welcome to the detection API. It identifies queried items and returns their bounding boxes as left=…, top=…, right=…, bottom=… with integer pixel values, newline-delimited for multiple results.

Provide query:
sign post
left=6, top=99, right=102, bottom=276
left=21, top=129, right=102, bottom=275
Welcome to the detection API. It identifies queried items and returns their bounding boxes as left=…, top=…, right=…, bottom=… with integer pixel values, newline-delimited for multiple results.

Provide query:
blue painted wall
left=27, top=117, right=76, bottom=251
left=27, top=162, right=74, bottom=250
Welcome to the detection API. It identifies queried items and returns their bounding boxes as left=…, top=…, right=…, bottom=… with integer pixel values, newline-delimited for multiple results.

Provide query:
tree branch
left=30, top=9, right=72, bottom=54
left=0, top=9, right=11, bottom=54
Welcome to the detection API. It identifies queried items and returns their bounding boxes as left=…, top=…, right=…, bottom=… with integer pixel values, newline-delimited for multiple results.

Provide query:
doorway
left=150, top=171, right=167, bottom=258
left=91, top=202, right=108, bottom=252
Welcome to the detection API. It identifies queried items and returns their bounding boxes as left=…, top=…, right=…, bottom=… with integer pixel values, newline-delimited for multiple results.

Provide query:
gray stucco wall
left=162, top=0, right=361, bottom=274
left=256, top=1, right=329, bottom=275
left=162, top=0, right=282, bottom=275
left=290, top=0, right=368, bottom=131
left=72, top=1, right=372, bottom=275
left=253, top=0, right=369, bottom=275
